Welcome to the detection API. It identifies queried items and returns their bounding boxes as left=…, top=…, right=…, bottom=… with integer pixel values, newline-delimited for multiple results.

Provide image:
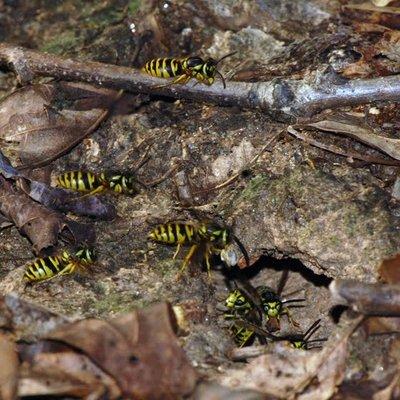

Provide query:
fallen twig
left=287, top=126, right=400, bottom=166
left=330, top=279, right=400, bottom=316
left=1, top=44, right=400, bottom=120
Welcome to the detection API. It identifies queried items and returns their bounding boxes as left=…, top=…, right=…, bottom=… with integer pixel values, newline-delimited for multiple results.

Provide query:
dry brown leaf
left=0, top=333, right=18, bottom=400
left=0, top=82, right=118, bottom=168
left=305, top=116, right=400, bottom=160
left=0, top=293, right=70, bottom=340
left=19, top=343, right=121, bottom=399
left=345, top=2, right=400, bottom=14
left=0, top=177, right=95, bottom=253
left=379, top=253, right=400, bottom=284
left=371, top=0, right=397, bottom=6
left=46, top=302, right=198, bottom=399
left=218, top=316, right=361, bottom=399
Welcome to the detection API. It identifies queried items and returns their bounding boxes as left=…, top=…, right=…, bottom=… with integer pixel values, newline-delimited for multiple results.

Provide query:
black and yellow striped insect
left=56, top=171, right=138, bottom=196
left=141, top=52, right=236, bottom=88
left=223, top=285, right=305, bottom=347
left=225, top=286, right=304, bottom=326
left=224, top=289, right=259, bottom=347
left=24, top=247, right=96, bottom=283
left=258, top=285, right=304, bottom=327
left=287, top=319, right=326, bottom=350
left=231, top=319, right=326, bottom=350
left=229, top=323, right=256, bottom=347
left=148, top=220, right=248, bottom=277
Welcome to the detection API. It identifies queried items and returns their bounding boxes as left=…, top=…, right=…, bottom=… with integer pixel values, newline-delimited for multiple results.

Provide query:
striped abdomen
left=56, top=171, right=104, bottom=192
left=142, top=58, right=184, bottom=78
left=24, top=251, right=72, bottom=282
left=230, top=324, right=254, bottom=347
left=148, top=223, right=197, bottom=245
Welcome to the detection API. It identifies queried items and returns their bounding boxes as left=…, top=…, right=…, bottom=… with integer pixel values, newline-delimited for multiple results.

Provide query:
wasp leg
left=67, top=185, right=106, bottom=200
left=282, top=307, right=300, bottom=328
left=176, top=244, right=198, bottom=280
left=173, top=244, right=181, bottom=259
left=171, top=74, right=192, bottom=85
left=204, top=249, right=212, bottom=279
left=58, top=262, right=77, bottom=277
left=154, top=73, right=191, bottom=89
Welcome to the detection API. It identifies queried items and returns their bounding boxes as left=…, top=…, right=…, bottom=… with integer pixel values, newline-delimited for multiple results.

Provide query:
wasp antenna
left=307, top=338, right=328, bottom=343
left=216, top=51, right=237, bottom=64
left=233, top=235, right=249, bottom=268
left=303, top=319, right=322, bottom=341
left=276, top=269, right=288, bottom=296
left=306, top=345, right=324, bottom=350
left=282, top=298, right=306, bottom=305
left=216, top=70, right=226, bottom=89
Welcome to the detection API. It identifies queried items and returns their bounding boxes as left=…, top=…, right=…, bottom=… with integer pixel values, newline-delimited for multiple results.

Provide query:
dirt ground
left=1, top=0, right=400, bottom=399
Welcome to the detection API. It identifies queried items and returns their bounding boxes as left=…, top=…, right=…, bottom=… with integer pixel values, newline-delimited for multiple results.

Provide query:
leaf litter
left=1, top=1, right=400, bottom=399
left=0, top=296, right=197, bottom=400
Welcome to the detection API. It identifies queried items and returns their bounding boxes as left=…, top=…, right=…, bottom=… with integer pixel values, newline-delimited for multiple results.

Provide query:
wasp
left=141, top=52, right=236, bottom=88
left=229, top=323, right=256, bottom=347
left=148, top=220, right=248, bottom=277
left=231, top=319, right=326, bottom=350
left=225, top=286, right=304, bottom=327
left=257, top=286, right=304, bottom=327
left=24, top=247, right=96, bottom=283
left=287, top=319, right=327, bottom=350
left=56, top=171, right=138, bottom=196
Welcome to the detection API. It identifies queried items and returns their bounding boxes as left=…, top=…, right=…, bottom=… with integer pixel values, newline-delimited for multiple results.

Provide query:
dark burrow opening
left=211, top=254, right=339, bottom=358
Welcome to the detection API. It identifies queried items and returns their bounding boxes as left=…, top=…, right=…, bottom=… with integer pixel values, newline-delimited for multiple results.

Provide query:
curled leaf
left=0, top=293, right=70, bottom=340
left=305, top=116, right=400, bottom=161
left=0, top=148, right=116, bottom=219
left=19, top=343, right=120, bottom=399
left=0, top=177, right=95, bottom=254
left=46, top=302, right=198, bottom=399
left=0, top=333, right=18, bottom=400
left=218, top=316, right=361, bottom=399
left=0, top=82, right=119, bottom=168
left=21, top=180, right=117, bottom=220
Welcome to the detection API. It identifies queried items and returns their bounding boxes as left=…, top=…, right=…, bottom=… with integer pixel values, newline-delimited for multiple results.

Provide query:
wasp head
left=106, top=172, right=137, bottom=195
left=75, top=247, right=96, bottom=264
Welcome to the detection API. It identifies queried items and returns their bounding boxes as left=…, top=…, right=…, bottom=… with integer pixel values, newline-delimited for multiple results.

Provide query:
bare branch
left=330, top=279, right=400, bottom=316
left=1, top=43, right=400, bottom=121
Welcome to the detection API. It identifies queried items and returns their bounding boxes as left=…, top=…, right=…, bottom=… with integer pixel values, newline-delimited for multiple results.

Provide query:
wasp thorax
left=186, top=57, right=204, bottom=69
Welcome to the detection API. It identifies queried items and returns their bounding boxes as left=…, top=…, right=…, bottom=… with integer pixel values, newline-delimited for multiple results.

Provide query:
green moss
left=156, top=257, right=181, bottom=278
left=239, top=174, right=269, bottom=202
left=82, top=6, right=125, bottom=30
left=84, top=291, right=147, bottom=316
left=41, top=30, right=80, bottom=55
left=128, top=0, right=142, bottom=14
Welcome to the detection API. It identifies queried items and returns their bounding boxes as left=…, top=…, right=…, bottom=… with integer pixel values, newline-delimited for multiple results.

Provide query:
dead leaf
left=46, top=302, right=198, bottom=399
left=218, top=316, right=361, bottom=399
left=0, top=177, right=95, bottom=253
left=0, top=293, right=71, bottom=340
left=0, top=148, right=116, bottom=219
left=21, top=179, right=117, bottom=220
left=305, top=115, right=400, bottom=160
left=379, top=253, right=400, bottom=284
left=371, top=0, right=397, bottom=7
left=193, top=382, right=270, bottom=400
left=18, top=342, right=121, bottom=399
left=0, top=333, right=18, bottom=400
left=345, top=2, right=400, bottom=14
left=0, top=82, right=119, bottom=168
